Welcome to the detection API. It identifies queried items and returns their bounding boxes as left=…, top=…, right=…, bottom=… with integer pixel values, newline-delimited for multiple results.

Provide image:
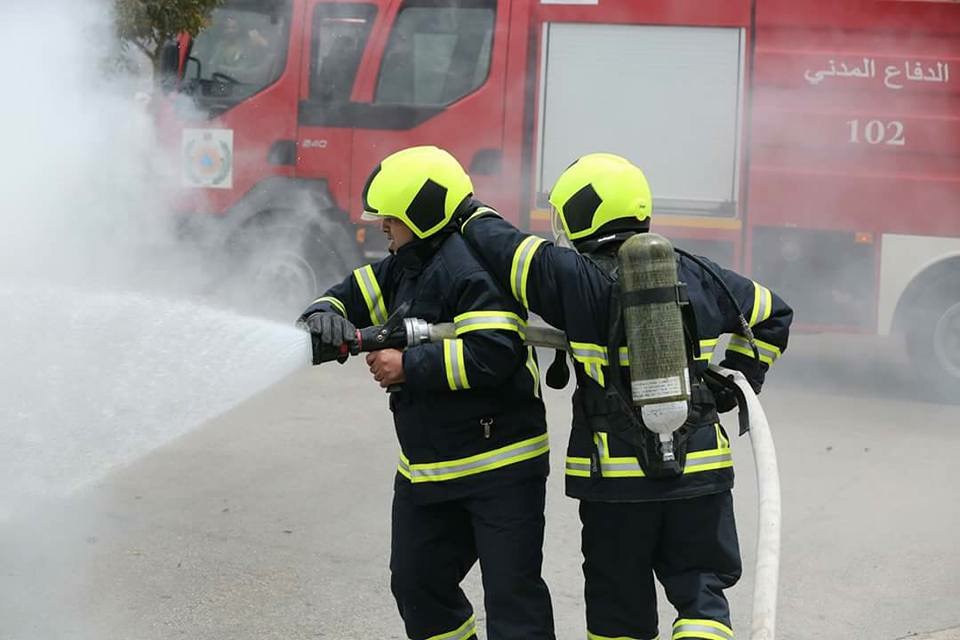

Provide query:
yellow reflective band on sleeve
left=398, top=433, right=549, bottom=483
left=618, top=346, right=630, bottom=367
left=353, top=265, right=388, bottom=325
left=459, top=206, right=498, bottom=232
left=588, top=632, right=659, bottom=640
left=443, top=339, right=470, bottom=390
left=570, top=342, right=609, bottom=364
left=749, top=281, right=773, bottom=327
left=310, top=296, right=346, bottom=317
left=510, top=235, right=546, bottom=309
left=585, top=362, right=605, bottom=386
left=525, top=346, right=541, bottom=398
left=424, top=614, right=477, bottom=640
left=564, top=433, right=733, bottom=479
left=570, top=341, right=608, bottom=386
left=727, top=335, right=781, bottom=365
left=672, top=618, right=733, bottom=640
left=454, top=310, right=526, bottom=336
left=697, top=337, right=720, bottom=362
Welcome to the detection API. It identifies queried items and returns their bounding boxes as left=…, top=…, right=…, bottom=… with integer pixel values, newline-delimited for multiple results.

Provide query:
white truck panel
left=878, top=233, right=960, bottom=335
left=538, top=23, right=743, bottom=213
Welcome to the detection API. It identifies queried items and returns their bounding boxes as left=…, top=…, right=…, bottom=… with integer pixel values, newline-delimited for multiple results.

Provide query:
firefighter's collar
left=394, top=227, right=454, bottom=272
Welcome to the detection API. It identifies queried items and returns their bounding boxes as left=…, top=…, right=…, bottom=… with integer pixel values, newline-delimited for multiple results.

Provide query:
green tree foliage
left=115, top=0, right=223, bottom=68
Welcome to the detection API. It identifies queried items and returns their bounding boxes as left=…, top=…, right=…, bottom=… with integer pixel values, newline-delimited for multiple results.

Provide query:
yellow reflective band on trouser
left=443, top=339, right=470, bottom=390
left=510, top=235, right=546, bottom=309
left=697, top=337, right=720, bottom=362
left=310, top=295, right=346, bottom=317
left=454, top=310, right=526, bottom=336
left=422, top=614, right=477, bottom=640
left=570, top=341, right=608, bottom=386
left=397, top=433, right=549, bottom=483
left=749, top=281, right=773, bottom=327
left=727, top=335, right=781, bottom=365
left=588, top=632, right=659, bottom=640
left=672, top=618, right=733, bottom=640
left=354, top=265, right=388, bottom=325
left=565, top=432, right=732, bottom=478
left=525, top=346, right=541, bottom=398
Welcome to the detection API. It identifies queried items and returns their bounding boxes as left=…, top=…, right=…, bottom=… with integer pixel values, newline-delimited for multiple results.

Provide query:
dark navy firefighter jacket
left=299, top=222, right=548, bottom=504
left=459, top=208, right=793, bottom=502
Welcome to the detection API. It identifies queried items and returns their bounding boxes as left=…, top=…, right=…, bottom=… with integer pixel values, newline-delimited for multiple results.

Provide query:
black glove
left=708, top=382, right=739, bottom=414
left=719, top=358, right=763, bottom=395
left=303, top=312, right=357, bottom=352
left=706, top=359, right=763, bottom=414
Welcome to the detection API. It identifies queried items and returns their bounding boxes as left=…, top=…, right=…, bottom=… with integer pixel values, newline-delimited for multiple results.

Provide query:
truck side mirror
left=157, top=40, right=182, bottom=93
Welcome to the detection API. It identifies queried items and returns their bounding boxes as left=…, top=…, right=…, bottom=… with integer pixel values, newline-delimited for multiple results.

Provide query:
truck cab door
left=346, top=0, right=513, bottom=216
left=296, top=1, right=381, bottom=213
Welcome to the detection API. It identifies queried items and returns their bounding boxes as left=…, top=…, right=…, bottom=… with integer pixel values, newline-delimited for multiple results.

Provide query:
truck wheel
left=231, top=214, right=362, bottom=320
left=906, top=292, right=960, bottom=403
left=301, top=214, right=363, bottom=291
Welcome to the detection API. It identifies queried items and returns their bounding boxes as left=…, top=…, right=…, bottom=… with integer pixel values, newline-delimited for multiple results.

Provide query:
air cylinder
left=617, top=233, right=690, bottom=435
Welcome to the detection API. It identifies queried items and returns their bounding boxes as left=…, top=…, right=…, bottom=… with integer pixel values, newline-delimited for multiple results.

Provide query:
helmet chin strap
left=549, top=206, right=572, bottom=248
left=555, top=232, right=573, bottom=249
left=572, top=221, right=650, bottom=255
left=573, top=231, right=636, bottom=255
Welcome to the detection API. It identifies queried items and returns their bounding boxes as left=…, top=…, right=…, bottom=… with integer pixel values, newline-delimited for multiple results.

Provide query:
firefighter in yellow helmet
left=548, top=152, right=653, bottom=245
left=457, top=153, right=793, bottom=640
left=298, top=146, right=555, bottom=640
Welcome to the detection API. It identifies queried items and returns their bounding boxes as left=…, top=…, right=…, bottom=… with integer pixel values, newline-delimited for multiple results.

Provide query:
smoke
left=1, top=2, right=175, bottom=286
left=0, top=3, right=313, bottom=636
left=0, top=0, right=325, bottom=493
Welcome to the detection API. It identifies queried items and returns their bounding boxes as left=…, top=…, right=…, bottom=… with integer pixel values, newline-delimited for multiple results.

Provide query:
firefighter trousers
left=390, top=476, right=556, bottom=640
left=579, top=491, right=741, bottom=640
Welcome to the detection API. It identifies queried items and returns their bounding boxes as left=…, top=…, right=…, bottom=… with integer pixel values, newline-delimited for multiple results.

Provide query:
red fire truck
left=160, top=0, right=960, bottom=396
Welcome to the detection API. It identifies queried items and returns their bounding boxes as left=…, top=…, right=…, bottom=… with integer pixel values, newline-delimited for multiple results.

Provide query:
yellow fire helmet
left=548, top=153, right=652, bottom=242
left=360, top=145, right=474, bottom=239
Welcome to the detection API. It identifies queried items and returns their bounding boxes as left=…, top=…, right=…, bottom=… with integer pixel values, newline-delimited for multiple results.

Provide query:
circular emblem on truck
left=181, top=129, right=234, bottom=189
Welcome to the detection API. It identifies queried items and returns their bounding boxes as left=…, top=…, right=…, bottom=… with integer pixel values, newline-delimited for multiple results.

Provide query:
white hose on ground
left=427, top=323, right=781, bottom=638
left=708, top=364, right=781, bottom=640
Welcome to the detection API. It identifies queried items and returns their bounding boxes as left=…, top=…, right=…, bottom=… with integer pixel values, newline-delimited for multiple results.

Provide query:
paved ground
left=905, top=630, right=960, bottom=640
left=1, top=334, right=958, bottom=640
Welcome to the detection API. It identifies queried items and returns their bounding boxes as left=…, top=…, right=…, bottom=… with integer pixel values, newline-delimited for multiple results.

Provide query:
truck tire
left=905, top=290, right=960, bottom=403
left=229, top=213, right=363, bottom=320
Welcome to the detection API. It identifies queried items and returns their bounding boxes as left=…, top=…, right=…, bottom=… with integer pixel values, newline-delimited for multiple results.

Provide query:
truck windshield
left=182, top=0, right=292, bottom=108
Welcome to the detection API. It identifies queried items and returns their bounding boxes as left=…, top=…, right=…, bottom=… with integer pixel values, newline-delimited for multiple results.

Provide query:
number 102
left=846, top=119, right=906, bottom=146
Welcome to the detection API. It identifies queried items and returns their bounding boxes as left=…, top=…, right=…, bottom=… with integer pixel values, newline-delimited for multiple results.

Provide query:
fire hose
left=309, top=307, right=780, bottom=639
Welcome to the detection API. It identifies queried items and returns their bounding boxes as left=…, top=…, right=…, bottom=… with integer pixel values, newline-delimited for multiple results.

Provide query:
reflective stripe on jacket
left=300, top=216, right=548, bottom=503
left=460, top=208, right=792, bottom=502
